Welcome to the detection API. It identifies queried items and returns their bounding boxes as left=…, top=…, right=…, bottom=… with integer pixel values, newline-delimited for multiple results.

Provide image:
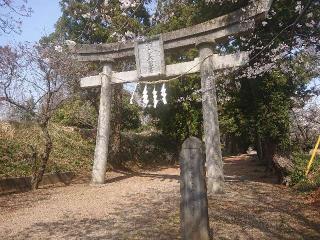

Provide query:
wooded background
left=0, top=0, right=319, bottom=190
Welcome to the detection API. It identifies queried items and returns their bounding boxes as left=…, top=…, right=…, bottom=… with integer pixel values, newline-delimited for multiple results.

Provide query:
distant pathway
left=1, top=155, right=319, bottom=239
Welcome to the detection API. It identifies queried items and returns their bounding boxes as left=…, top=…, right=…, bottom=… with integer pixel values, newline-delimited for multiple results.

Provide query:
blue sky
left=0, top=0, right=61, bottom=45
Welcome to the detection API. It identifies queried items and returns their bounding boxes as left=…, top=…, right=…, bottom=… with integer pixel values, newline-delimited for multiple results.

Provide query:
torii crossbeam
left=72, top=0, right=273, bottom=194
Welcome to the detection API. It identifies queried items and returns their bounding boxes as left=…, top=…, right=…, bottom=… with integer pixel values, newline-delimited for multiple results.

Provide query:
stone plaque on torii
left=71, top=0, right=273, bottom=194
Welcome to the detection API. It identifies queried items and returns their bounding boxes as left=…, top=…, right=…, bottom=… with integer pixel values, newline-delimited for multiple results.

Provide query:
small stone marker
left=180, top=137, right=210, bottom=240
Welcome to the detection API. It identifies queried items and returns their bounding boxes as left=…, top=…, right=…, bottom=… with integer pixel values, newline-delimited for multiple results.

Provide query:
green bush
left=112, top=131, right=178, bottom=169
left=52, top=99, right=97, bottom=128
left=53, top=94, right=142, bottom=131
left=0, top=123, right=95, bottom=178
left=121, top=95, right=141, bottom=130
left=290, top=152, right=320, bottom=191
left=0, top=138, right=30, bottom=177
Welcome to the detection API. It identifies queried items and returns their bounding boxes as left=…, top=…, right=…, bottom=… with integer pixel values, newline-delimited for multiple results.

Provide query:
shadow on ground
left=209, top=155, right=320, bottom=240
left=3, top=155, right=320, bottom=240
left=8, top=187, right=181, bottom=240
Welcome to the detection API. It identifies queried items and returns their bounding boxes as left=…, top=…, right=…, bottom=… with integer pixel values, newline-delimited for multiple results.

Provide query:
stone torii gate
left=72, top=0, right=273, bottom=194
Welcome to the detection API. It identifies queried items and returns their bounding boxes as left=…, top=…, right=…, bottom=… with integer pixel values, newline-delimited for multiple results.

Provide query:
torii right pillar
left=198, top=41, right=225, bottom=194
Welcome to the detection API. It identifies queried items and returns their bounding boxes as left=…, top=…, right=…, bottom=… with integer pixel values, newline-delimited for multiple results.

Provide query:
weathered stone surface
left=198, top=42, right=225, bottom=195
left=72, top=0, right=273, bottom=61
left=135, top=36, right=165, bottom=80
left=273, top=154, right=294, bottom=175
left=80, top=52, right=249, bottom=87
left=75, top=0, right=274, bottom=189
left=92, top=63, right=113, bottom=184
left=273, top=154, right=294, bottom=185
left=180, top=137, right=210, bottom=240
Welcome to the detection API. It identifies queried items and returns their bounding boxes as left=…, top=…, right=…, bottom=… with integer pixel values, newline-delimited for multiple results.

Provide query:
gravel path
left=1, top=155, right=319, bottom=239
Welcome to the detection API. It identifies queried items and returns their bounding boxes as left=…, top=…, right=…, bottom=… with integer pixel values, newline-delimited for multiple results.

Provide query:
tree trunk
left=262, top=138, right=277, bottom=173
left=30, top=145, right=38, bottom=188
left=31, top=122, right=53, bottom=190
left=255, top=133, right=263, bottom=162
left=247, top=78, right=264, bottom=162
left=225, top=134, right=240, bottom=155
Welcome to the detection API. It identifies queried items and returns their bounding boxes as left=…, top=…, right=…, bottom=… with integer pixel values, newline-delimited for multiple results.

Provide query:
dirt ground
left=1, top=155, right=319, bottom=240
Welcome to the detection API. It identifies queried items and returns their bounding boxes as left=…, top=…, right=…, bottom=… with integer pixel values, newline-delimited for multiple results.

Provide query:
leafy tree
left=52, top=98, right=98, bottom=128
left=150, top=0, right=319, bottom=164
left=148, top=76, right=203, bottom=143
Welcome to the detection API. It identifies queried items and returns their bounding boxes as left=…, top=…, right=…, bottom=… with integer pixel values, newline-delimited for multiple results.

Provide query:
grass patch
left=110, top=130, right=178, bottom=170
left=290, top=152, right=320, bottom=192
left=0, top=122, right=95, bottom=178
left=0, top=122, right=178, bottom=178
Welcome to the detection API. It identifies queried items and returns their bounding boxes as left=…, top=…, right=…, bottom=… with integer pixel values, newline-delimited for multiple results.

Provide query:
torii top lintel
left=71, top=0, right=273, bottom=62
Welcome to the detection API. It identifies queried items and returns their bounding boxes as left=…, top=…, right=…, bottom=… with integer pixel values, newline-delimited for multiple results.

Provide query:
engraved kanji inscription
left=135, top=36, right=165, bottom=80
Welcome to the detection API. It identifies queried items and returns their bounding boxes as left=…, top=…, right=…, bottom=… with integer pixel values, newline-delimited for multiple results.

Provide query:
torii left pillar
left=92, top=60, right=113, bottom=184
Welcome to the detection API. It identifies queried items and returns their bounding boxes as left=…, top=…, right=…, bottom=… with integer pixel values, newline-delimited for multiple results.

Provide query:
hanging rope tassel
left=142, top=85, right=149, bottom=108
left=161, top=83, right=167, bottom=104
left=153, top=86, right=159, bottom=108
left=130, top=83, right=138, bottom=104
